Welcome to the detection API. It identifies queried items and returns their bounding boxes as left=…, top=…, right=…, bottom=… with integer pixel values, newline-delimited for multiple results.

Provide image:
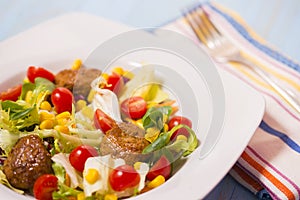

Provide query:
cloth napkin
left=163, top=2, right=300, bottom=200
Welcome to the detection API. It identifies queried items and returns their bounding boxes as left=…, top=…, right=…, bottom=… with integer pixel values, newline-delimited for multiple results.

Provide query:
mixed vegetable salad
left=0, top=59, right=199, bottom=200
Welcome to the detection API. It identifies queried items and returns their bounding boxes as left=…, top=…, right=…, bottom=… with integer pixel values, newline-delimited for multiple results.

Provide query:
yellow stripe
left=210, top=3, right=300, bottom=92
left=241, top=53, right=300, bottom=92
left=229, top=61, right=273, bottom=90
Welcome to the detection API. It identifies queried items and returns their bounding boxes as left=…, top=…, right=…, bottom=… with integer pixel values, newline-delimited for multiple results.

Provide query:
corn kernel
left=123, top=70, right=134, bottom=80
left=36, top=92, right=45, bottom=103
left=111, top=67, right=124, bottom=75
left=25, top=90, right=33, bottom=103
left=23, top=77, right=30, bottom=83
left=77, top=192, right=85, bottom=200
left=85, top=168, right=100, bottom=184
left=40, top=101, right=52, bottom=111
left=176, top=135, right=188, bottom=142
left=55, top=111, right=71, bottom=120
left=87, top=89, right=96, bottom=103
left=104, top=193, right=118, bottom=200
left=163, top=124, right=169, bottom=132
left=40, top=119, right=54, bottom=130
left=39, top=111, right=55, bottom=122
left=56, top=118, right=68, bottom=126
left=75, top=100, right=87, bottom=111
left=54, top=125, right=69, bottom=134
left=147, top=175, right=165, bottom=189
left=100, top=73, right=109, bottom=81
left=71, top=59, right=82, bottom=70
left=134, top=162, right=142, bottom=170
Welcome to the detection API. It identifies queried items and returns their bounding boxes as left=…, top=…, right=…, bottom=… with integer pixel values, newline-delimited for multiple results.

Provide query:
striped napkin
left=163, top=2, right=300, bottom=200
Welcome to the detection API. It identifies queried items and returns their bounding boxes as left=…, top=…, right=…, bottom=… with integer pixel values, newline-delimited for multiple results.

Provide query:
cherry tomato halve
left=27, top=66, right=55, bottom=83
left=33, top=174, right=58, bottom=200
left=103, top=73, right=124, bottom=95
left=94, top=108, right=117, bottom=133
left=0, top=84, right=22, bottom=101
left=69, top=145, right=99, bottom=172
left=168, top=116, right=192, bottom=140
left=121, top=96, right=147, bottom=119
left=109, top=164, right=140, bottom=191
left=146, top=155, right=172, bottom=181
left=51, top=87, right=74, bottom=114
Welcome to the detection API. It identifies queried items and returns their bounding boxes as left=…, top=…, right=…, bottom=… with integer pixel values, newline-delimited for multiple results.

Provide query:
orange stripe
left=241, top=151, right=295, bottom=200
left=232, top=165, right=263, bottom=192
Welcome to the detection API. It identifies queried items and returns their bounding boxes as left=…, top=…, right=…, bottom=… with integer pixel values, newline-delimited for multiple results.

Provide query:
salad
left=0, top=59, right=199, bottom=200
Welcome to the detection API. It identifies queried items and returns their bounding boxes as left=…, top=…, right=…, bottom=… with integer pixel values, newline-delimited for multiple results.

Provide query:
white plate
left=0, top=13, right=265, bottom=199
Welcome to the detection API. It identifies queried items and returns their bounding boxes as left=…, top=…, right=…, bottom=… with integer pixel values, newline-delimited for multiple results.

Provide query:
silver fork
left=184, top=6, right=300, bottom=114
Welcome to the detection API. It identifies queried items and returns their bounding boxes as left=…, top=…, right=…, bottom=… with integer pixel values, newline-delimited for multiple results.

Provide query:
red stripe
left=241, top=151, right=295, bottom=200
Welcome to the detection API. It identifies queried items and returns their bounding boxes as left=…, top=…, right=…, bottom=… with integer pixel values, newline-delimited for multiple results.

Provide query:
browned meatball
left=54, top=69, right=78, bottom=90
left=100, top=123, right=151, bottom=165
left=3, top=134, right=53, bottom=190
left=54, top=67, right=101, bottom=98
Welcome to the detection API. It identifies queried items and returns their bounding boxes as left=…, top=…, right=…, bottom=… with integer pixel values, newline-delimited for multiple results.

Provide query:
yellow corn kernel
left=147, top=175, right=165, bottom=189
left=39, top=111, right=55, bottom=122
left=40, top=101, right=52, bottom=111
left=25, top=90, right=33, bottom=103
left=134, top=162, right=142, bottom=170
left=163, top=124, right=169, bottom=132
left=101, top=73, right=109, bottom=80
left=123, top=70, right=134, bottom=80
left=40, top=119, right=54, bottom=130
left=71, top=59, right=82, bottom=70
left=104, top=193, right=118, bottom=200
left=54, top=125, right=69, bottom=134
left=176, top=135, right=188, bottom=142
left=37, top=92, right=45, bottom=103
left=56, top=118, right=68, bottom=126
left=111, top=67, right=124, bottom=75
left=85, top=168, right=100, bottom=184
left=75, top=99, right=87, bottom=111
left=23, top=77, right=30, bottom=83
left=77, top=192, right=85, bottom=200
left=55, top=111, right=71, bottom=120
left=87, top=89, right=96, bottom=103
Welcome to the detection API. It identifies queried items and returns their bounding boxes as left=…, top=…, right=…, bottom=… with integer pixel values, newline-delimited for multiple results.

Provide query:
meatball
left=54, top=67, right=101, bottom=98
left=54, top=68, right=77, bottom=90
left=3, top=134, right=53, bottom=190
left=100, top=123, right=151, bottom=165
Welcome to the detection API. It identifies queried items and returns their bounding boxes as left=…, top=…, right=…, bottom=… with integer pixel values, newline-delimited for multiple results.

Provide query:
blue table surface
left=1, top=0, right=300, bottom=199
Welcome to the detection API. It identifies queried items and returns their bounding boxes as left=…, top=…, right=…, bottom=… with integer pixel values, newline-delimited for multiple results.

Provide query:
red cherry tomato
left=103, top=73, right=124, bottom=95
left=51, top=87, right=74, bottom=114
left=0, top=84, right=22, bottom=101
left=120, top=96, right=147, bottom=119
left=109, top=164, right=140, bottom=191
left=33, top=174, right=58, bottom=200
left=168, top=116, right=192, bottom=140
left=94, top=108, right=117, bottom=133
left=146, top=155, right=172, bottom=181
left=69, top=145, right=99, bottom=172
left=27, top=66, right=55, bottom=83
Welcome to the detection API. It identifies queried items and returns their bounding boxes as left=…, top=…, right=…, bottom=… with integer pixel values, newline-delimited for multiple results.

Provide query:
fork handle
left=232, top=55, right=300, bottom=114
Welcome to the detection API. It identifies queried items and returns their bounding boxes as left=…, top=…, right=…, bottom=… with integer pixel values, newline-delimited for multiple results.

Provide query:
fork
left=184, top=6, right=300, bottom=114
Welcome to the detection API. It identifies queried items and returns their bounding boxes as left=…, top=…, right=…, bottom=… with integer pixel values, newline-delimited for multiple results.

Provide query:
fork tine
left=184, top=8, right=208, bottom=46
left=184, top=6, right=223, bottom=49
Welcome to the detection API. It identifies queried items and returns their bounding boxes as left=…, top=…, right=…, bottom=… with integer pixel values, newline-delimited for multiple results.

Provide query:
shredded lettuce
left=0, top=77, right=55, bottom=131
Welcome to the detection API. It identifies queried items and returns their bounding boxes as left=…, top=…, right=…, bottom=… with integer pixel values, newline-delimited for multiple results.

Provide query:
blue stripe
left=259, top=121, right=300, bottom=153
left=207, top=3, right=300, bottom=73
